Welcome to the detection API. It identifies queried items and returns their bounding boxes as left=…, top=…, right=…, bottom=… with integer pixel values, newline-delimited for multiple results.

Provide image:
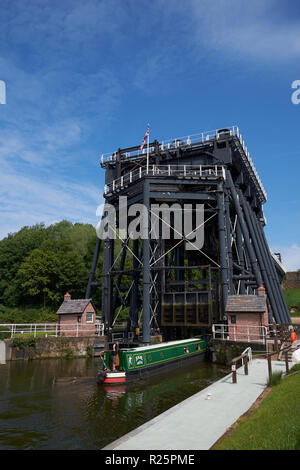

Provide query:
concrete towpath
left=103, top=359, right=293, bottom=450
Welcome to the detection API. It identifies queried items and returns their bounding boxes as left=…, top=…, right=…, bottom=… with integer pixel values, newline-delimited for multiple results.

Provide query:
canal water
left=0, top=358, right=229, bottom=449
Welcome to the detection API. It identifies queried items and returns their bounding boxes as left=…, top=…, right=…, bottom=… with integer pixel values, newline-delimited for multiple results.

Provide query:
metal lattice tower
left=86, top=126, right=291, bottom=343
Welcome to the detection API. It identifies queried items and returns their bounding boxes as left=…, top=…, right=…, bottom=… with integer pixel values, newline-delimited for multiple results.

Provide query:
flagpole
left=146, top=123, right=149, bottom=175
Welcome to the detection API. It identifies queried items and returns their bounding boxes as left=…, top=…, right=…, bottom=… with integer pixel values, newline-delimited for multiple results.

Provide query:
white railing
left=241, top=346, right=252, bottom=365
left=0, top=323, right=105, bottom=338
left=234, top=132, right=267, bottom=202
left=212, top=323, right=268, bottom=344
left=100, top=125, right=267, bottom=203
left=104, top=164, right=226, bottom=195
left=100, top=126, right=238, bottom=164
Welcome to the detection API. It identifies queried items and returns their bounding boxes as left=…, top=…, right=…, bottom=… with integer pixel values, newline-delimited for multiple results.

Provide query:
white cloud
left=0, top=166, right=104, bottom=240
left=191, top=0, right=300, bottom=63
left=272, top=244, right=300, bottom=271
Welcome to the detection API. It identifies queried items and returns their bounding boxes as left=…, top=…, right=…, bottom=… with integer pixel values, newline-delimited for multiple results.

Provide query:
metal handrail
left=241, top=346, right=252, bottom=365
left=231, top=348, right=251, bottom=383
left=212, top=323, right=268, bottom=344
left=99, top=125, right=267, bottom=202
left=231, top=342, right=295, bottom=384
left=100, top=126, right=238, bottom=163
left=104, top=164, right=226, bottom=195
left=0, top=323, right=105, bottom=338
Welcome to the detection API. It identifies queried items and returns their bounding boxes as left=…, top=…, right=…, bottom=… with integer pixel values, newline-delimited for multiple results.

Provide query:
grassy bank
left=283, top=288, right=300, bottom=314
left=212, top=366, right=300, bottom=450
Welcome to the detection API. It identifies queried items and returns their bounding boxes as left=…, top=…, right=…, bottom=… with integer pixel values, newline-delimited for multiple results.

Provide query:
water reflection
left=0, top=358, right=229, bottom=449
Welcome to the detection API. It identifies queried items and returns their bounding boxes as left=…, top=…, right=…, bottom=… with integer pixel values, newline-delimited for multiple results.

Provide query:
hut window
left=86, top=312, right=94, bottom=323
left=230, top=315, right=236, bottom=324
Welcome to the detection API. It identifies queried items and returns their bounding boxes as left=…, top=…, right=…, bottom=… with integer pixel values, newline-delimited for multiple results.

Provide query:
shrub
left=11, top=336, right=36, bottom=349
left=64, top=348, right=74, bottom=359
left=86, top=345, right=94, bottom=358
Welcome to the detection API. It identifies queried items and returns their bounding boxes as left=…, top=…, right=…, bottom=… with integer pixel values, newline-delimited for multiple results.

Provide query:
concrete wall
left=211, top=339, right=269, bottom=365
left=4, top=335, right=103, bottom=361
left=0, top=340, right=6, bottom=364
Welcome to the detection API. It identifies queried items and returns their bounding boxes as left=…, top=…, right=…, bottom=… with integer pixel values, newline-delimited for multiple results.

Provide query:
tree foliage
left=0, top=221, right=103, bottom=317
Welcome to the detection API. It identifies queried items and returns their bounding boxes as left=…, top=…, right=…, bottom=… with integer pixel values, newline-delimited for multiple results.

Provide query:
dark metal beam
left=217, top=181, right=229, bottom=317
left=142, top=179, right=151, bottom=344
left=85, top=237, right=101, bottom=299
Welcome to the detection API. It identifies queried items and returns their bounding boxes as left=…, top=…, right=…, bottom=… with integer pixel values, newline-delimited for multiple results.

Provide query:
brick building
left=226, top=285, right=269, bottom=342
left=56, top=292, right=97, bottom=336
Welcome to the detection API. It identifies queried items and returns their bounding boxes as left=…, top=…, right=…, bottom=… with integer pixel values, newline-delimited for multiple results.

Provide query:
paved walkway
left=103, top=359, right=293, bottom=450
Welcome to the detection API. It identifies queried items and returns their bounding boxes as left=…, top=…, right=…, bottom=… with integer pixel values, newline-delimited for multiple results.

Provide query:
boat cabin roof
left=121, top=337, right=202, bottom=353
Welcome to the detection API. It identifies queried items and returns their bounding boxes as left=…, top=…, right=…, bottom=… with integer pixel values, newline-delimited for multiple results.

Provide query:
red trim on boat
left=104, top=377, right=126, bottom=383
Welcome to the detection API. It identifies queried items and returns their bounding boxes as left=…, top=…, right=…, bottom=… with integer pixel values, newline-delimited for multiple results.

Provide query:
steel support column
left=142, top=179, right=151, bottom=344
left=217, top=182, right=229, bottom=316
left=226, top=170, right=263, bottom=287
left=85, top=237, right=101, bottom=299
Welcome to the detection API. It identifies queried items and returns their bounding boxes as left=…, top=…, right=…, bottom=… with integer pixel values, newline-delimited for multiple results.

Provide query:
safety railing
left=231, top=345, right=294, bottom=385
left=100, top=126, right=238, bottom=163
left=0, top=323, right=105, bottom=338
left=212, top=323, right=268, bottom=345
left=241, top=346, right=253, bottom=364
left=104, top=164, right=226, bottom=195
left=100, top=125, right=267, bottom=203
left=231, top=347, right=252, bottom=383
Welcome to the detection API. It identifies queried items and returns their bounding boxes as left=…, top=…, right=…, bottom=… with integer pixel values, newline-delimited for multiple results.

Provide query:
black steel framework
left=86, top=126, right=291, bottom=343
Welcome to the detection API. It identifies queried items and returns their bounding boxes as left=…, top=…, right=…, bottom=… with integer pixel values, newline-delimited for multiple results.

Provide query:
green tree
left=17, top=248, right=60, bottom=307
left=0, top=220, right=103, bottom=316
left=0, top=224, right=47, bottom=306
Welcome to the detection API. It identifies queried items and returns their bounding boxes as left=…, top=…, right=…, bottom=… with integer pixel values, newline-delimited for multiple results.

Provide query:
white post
left=34, top=324, right=37, bottom=338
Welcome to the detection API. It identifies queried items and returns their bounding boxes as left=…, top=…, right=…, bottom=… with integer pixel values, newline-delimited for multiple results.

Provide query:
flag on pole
left=140, top=124, right=150, bottom=150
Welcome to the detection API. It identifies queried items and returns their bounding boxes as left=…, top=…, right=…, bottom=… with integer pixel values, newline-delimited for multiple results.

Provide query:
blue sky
left=0, top=0, right=300, bottom=269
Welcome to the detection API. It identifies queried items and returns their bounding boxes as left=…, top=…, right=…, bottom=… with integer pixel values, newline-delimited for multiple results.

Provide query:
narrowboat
left=97, top=337, right=207, bottom=385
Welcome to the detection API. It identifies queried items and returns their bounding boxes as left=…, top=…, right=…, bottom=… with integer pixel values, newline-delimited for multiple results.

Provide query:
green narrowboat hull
left=102, top=338, right=207, bottom=382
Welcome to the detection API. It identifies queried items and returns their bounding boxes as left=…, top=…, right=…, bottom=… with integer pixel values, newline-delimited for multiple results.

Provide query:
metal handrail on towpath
left=231, top=344, right=295, bottom=384
left=231, top=347, right=252, bottom=384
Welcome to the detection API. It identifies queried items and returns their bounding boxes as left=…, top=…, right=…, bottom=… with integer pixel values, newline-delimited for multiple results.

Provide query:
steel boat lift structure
left=86, top=126, right=291, bottom=344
